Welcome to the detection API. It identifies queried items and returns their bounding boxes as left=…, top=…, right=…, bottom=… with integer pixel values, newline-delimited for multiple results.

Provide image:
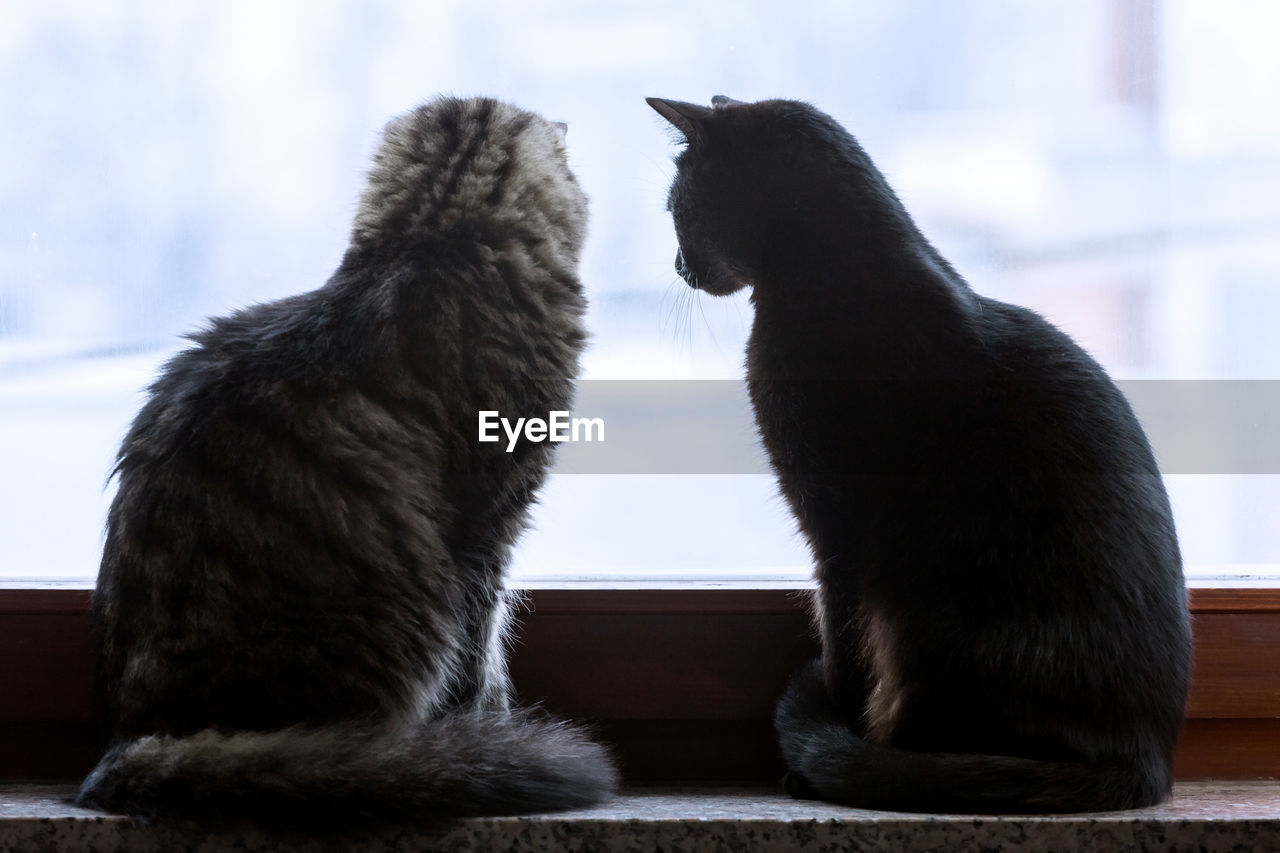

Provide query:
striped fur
left=78, top=97, right=616, bottom=822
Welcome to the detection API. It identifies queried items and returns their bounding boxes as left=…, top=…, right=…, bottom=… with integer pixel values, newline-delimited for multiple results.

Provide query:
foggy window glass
left=2, top=1, right=1278, bottom=582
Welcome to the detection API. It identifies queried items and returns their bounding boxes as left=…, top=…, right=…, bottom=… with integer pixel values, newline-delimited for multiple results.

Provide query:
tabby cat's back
left=78, top=97, right=616, bottom=822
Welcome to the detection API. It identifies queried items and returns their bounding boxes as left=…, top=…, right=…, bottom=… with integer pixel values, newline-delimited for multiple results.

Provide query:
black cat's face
left=650, top=96, right=884, bottom=300
left=649, top=96, right=762, bottom=296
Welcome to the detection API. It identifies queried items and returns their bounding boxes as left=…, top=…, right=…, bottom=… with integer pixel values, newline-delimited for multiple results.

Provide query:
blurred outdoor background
left=2, top=0, right=1277, bottom=582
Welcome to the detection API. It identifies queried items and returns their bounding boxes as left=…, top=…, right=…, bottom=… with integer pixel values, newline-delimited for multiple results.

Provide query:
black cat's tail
left=74, top=710, right=617, bottom=823
left=775, top=661, right=1170, bottom=814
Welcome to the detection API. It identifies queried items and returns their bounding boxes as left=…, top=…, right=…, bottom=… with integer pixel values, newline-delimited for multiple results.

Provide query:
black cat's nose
left=674, top=248, right=694, bottom=285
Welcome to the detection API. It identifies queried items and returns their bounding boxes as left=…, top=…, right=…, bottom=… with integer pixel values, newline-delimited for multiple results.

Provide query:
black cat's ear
left=646, top=97, right=715, bottom=145
left=711, top=95, right=742, bottom=107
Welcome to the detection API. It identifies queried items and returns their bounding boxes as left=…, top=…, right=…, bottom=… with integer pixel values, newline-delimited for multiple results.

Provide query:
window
left=2, top=1, right=1277, bottom=582
left=3, top=0, right=1280, bottom=790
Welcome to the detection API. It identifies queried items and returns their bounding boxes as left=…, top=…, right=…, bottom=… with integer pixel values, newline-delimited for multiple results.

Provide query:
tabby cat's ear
left=646, top=97, right=715, bottom=145
left=711, top=95, right=742, bottom=106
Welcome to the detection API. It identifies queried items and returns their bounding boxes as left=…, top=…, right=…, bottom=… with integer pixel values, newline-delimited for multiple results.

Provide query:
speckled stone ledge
left=1, top=781, right=1277, bottom=852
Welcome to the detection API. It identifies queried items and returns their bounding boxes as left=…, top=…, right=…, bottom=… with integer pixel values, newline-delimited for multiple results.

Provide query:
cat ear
left=711, top=95, right=742, bottom=107
left=646, top=97, right=715, bottom=145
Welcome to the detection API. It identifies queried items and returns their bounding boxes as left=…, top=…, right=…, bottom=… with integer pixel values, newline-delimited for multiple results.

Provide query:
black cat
left=650, top=95, right=1190, bottom=813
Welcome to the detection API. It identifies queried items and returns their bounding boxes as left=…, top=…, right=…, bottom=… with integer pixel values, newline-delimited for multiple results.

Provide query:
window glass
left=3, top=1, right=1277, bottom=581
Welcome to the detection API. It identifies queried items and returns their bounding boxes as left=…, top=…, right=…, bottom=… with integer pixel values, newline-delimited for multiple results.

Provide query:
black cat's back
left=650, top=95, right=1189, bottom=813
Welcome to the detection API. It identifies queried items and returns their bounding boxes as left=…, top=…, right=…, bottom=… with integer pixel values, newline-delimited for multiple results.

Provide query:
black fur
left=650, top=95, right=1190, bottom=814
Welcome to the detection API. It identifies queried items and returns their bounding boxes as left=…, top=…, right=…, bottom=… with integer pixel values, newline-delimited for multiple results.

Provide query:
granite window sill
left=2, top=781, right=1277, bottom=852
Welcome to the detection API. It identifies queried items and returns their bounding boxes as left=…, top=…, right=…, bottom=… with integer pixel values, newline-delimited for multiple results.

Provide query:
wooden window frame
left=2, top=585, right=1277, bottom=782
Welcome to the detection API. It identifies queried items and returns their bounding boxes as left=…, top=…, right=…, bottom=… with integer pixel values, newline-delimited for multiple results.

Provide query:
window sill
left=2, top=782, right=1278, bottom=852
left=4, top=568, right=1280, bottom=591
left=2, top=586, right=1279, bottom=783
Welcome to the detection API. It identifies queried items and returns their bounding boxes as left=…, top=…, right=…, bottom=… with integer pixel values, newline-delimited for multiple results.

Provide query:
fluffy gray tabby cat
left=75, top=97, right=618, bottom=821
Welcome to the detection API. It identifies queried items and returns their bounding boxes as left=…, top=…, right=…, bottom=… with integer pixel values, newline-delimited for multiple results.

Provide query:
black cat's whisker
left=670, top=280, right=696, bottom=359
left=683, top=284, right=698, bottom=356
left=659, top=278, right=687, bottom=340
left=692, top=289, right=718, bottom=348
left=669, top=281, right=689, bottom=356
left=658, top=281, right=676, bottom=327
left=660, top=277, right=698, bottom=362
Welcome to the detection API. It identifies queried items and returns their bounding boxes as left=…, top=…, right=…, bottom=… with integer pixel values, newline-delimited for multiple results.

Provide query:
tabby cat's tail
left=775, top=661, right=1171, bottom=814
left=75, top=710, right=617, bottom=822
